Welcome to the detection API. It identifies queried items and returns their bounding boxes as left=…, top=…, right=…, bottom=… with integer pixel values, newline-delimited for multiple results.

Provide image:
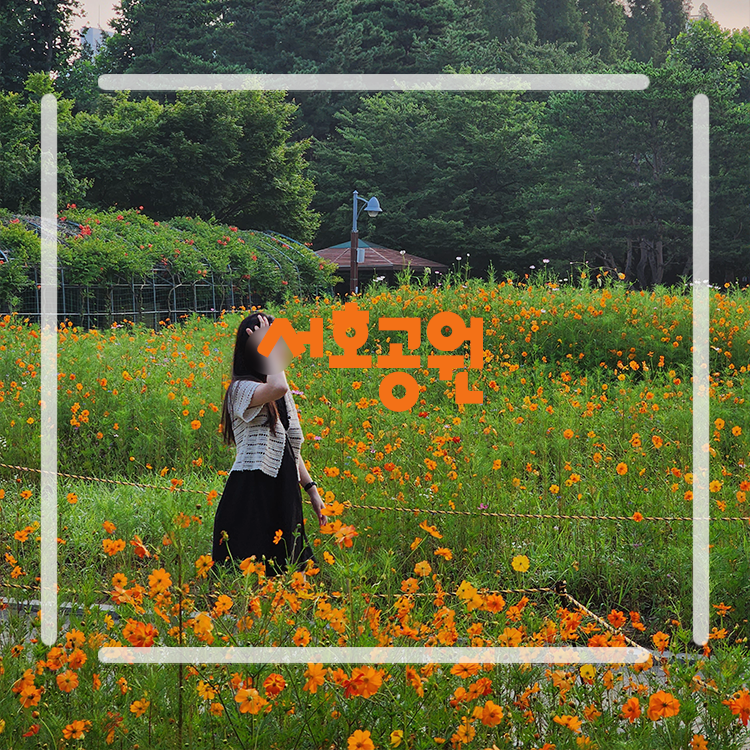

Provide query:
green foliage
left=578, top=0, right=629, bottom=64
left=308, top=83, right=543, bottom=275
left=625, top=0, right=669, bottom=65
left=668, top=17, right=734, bottom=71
left=0, top=78, right=91, bottom=215
left=534, top=0, right=587, bottom=51
left=0, top=215, right=41, bottom=311
left=481, top=0, right=537, bottom=43
left=511, top=60, right=750, bottom=287
left=56, top=88, right=321, bottom=239
left=660, top=0, right=691, bottom=42
left=0, top=0, right=82, bottom=92
left=0, top=207, right=339, bottom=307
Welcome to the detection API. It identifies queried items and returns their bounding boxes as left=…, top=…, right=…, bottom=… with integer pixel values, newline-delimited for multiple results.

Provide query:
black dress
left=211, top=394, right=317, bottom=576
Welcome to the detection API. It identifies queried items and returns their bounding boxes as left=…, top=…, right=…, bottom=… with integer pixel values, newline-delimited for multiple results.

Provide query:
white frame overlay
left=38, top=73, right=709, bottom=666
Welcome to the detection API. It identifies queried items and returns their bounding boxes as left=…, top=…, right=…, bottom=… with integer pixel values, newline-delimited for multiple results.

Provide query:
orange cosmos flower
left=303, top=663, right=327, bottom=693
left=414, top=560, right=431, bottom=576
left=647, top=690, right=680, bottom=720
left=67, top=648, right=87, bottom=670
left=484, top=592, right=506, bottom=613
left=616, top=462, right=628, bottom=475
left=195, top=554, right=214, bottom=577
left=651, top=631, right=669, bottom=653
left=102, top=520, right=116, bottom=534
left=690, top=735, right=708, bottom=750
left=62, top=720, right=91, bottom=739
left=235, top=687, right=268, bottom=714
left=293, top=627, right=311, bottom=647
left=347, top=729, right=375, bottom=750
left=334, top=523, right=358, bottom=548
left=481, top=700, right=503, bottom=727
left=148, top=567, right=172, bottom=594
left=621, top=697, right=641, bottom=723
left=607, top=609, right=627, bottom=628
left=451, top=661, right=480, bottom=679
left=722, top=688, right=750, bottom=727
left=130, top=535, right=150, bottom=558
left=56, top=669, right=79, bottom=693
left=196, top=680, right=217, bottom=701
left=102, top=538, right=125, bottom=555
left=45, top=646, right=66, bottom=671
left=552, top=714, right=582, bottom=733
left=511, top=554, right=530, bottom=572
left=351, top=666, right=383, bottom=698
left=263, top=672, right=286, bottom=698
left=130, top=699, right=150, bottom=717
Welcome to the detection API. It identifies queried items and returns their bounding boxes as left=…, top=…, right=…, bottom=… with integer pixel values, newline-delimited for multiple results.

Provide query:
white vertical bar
left=40, top=94, right=58, bottom=645
left=692, top=94, right=710, bottom=647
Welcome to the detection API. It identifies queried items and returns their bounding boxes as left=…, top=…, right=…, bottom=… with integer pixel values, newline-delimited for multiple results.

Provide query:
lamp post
left=350, top=190, right=382, bottom=295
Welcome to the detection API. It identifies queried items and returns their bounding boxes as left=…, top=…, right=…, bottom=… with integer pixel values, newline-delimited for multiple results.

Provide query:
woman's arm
left=298, top=455, right=313, bottom=488
left=298, top=455, right=327, bottom=526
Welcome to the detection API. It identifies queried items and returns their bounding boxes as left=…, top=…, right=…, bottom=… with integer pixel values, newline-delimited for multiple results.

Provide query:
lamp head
left=364, top=196, right=382, bottom=218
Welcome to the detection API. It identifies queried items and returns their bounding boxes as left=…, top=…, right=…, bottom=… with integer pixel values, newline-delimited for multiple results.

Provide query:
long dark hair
left=220, top=311, right=281, bottom=446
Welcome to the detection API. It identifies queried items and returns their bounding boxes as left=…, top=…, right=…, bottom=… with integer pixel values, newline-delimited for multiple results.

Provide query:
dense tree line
left=0, top=1, right=748, bottom=286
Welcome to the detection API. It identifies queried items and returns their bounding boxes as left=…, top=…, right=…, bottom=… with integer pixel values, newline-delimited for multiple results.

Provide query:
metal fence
left=13, top=265, right=264, bottom=330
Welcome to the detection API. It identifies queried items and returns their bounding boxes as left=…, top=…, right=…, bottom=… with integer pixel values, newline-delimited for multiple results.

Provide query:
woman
left=212, top=311, right=327, bottom=577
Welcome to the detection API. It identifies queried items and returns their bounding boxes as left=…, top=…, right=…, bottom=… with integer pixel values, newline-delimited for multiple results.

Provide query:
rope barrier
left=2, top=463, right=749, bottom=524
left=4, top=462, right=735, bottom=701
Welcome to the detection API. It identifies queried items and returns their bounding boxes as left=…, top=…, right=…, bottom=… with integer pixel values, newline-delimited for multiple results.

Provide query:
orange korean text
left=255, top=301, right=483, bottom=411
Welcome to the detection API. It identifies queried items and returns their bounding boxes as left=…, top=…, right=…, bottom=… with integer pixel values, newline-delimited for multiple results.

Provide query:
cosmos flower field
left=1, top=272, right=749, bottom=749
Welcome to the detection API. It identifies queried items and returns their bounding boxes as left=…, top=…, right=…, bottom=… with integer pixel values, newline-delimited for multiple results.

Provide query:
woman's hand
left=248, top=313, right=271, bottom=334
left=308, top=489, right=328, bottom=527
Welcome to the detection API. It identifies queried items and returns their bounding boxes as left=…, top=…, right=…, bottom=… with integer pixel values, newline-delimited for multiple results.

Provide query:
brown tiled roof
left=315, top=240, right=449, bottom=271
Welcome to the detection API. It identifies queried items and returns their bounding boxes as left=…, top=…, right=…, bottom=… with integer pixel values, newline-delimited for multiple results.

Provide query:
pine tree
left=660, top=0, right=691, bottom=41
left=0, top=0, right=83, bottom=91
left=534, top=0, right=587, bottom=51
left=625, top=0, right=668, bottom=65
left=481, top=0, right=537, bottom=43
left=578, top=0, right=629, bottom=63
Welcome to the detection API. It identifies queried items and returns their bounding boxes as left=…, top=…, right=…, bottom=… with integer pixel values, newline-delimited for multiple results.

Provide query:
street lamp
left=350, top=190, right=382, bottom=295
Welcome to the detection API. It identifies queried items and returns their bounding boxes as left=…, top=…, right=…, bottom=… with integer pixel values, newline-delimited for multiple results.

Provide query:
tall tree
left=0, top=73, right=90, bottom=214
left=578, top=0, right=629, bottom=64
left=109, top=0, right=231, bottom=74
left=534, top=0, right=587, bottom=51
left=660, top=0, right=690, bottom=41
left=60, top=90, right=321, bottom=238
left=307, top=86, right=543, bottom=274
left=625, top=0, right=668, bottom=65
left=0, top=0, right=83, bottom=91
left=480, top=0, right=537, bottom=43
left=511, top=59, right=747, bottom=286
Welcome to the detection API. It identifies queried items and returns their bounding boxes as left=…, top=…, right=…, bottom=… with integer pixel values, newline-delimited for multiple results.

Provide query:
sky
left=74, top=0, right=750, bottom=35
